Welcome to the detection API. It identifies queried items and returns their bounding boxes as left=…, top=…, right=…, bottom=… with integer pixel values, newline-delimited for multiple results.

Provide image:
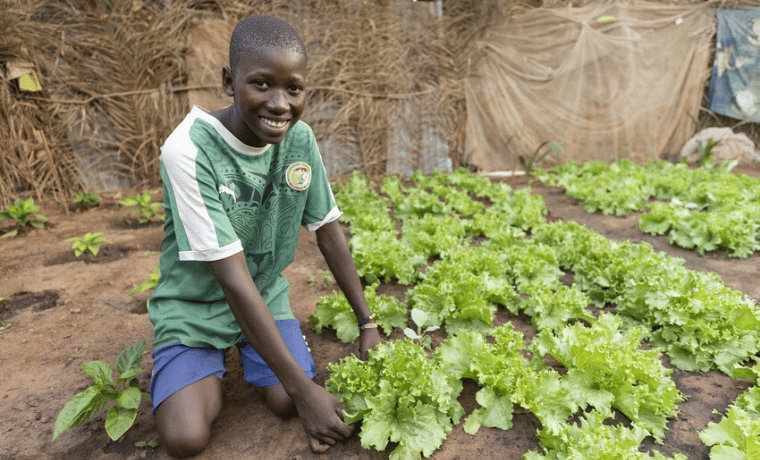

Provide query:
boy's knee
left=160, top=424, right=212, bottom=458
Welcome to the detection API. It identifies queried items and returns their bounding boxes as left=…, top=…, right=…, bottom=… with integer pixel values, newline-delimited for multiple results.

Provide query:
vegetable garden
left=1, top=162, right=759, bottom=459
left=310, top=164, right=760, bottom=459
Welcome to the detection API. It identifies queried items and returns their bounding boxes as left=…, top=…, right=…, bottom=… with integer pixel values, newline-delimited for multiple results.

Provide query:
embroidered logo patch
left=286, top=162, right=311, bottom=191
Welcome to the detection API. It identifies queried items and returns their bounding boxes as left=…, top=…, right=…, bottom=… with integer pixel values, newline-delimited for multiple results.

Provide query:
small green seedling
left=66, top=232, right=110, bottom=257
left=119, top=191, right=164, bottom=224
left=317, top=269, right=334, bottom=288
left=403, top=308, right=440, bottom=350
left=0, top=198, right=48, bottom=237
left=308, top=270, right=335, bottom=289
left=53, top=338, right=151, bottom=442
left=0, top=323, right=11, bottom=331
left=72, top=191, right=103, bottom=208
left=135, top=440, right=158, bottom=448
left=129, top=266, right=160, bottom=296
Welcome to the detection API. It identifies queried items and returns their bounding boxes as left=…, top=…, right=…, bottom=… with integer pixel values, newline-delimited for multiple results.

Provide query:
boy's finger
left=332, top=408, right=354, bottom=437
left=308, top=435, right=332, bottom=453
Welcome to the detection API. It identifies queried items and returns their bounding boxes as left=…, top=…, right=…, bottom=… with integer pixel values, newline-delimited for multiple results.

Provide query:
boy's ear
left=222, top=65, right=234, bottom=97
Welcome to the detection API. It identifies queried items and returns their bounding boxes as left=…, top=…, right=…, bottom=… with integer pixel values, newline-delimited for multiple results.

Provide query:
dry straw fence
left=1, top=0, right=758, bottom=208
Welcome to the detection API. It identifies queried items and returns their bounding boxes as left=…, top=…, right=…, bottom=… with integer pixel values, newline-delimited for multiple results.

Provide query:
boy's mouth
left=261, top=117, right=289, bottom=129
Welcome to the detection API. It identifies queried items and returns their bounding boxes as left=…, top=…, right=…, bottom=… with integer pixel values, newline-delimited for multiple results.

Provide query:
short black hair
left=229, top=15, right=306, bottom=74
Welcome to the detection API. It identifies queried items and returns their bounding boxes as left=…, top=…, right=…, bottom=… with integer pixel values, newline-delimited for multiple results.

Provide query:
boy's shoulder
left=162, top=107, right=216, bottom=153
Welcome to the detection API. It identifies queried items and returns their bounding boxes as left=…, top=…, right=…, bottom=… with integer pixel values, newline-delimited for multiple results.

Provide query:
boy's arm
left=315, top=220, right=381, bottom=360
left=207, top=253, right=353, bottom=452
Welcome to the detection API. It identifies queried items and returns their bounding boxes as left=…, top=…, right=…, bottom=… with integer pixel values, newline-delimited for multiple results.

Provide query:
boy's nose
left=267, top=90, right=288, bottom=112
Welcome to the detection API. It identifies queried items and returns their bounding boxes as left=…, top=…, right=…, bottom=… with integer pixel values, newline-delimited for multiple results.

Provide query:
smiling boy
left=147, top=15, right=380, bottom=458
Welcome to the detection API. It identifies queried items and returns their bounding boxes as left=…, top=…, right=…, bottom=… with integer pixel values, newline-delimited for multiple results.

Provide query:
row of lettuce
left=309, top=168, right=760, bottom=460
left=535, top=159, right=760, bottom=258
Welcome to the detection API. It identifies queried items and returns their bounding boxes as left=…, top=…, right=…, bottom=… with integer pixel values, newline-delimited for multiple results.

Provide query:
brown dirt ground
left=1, top=164, right=759, bottom=460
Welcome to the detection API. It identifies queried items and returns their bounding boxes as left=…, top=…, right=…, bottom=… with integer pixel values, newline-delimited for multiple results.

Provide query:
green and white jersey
left=149, top=106, right=340, bottom=349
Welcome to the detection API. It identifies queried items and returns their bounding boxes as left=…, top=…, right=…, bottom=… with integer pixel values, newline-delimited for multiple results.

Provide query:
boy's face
left=223, top=47, right=307, bottom=147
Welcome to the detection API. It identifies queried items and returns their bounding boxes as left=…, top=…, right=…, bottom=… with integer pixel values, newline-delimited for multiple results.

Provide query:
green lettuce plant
left=53, top=339, right=151, bottom=442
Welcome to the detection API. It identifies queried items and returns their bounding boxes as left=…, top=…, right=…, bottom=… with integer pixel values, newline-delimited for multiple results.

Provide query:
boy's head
left=229, top=15, right=307, bottom=75
left=222, top=15, right=308, bottom=147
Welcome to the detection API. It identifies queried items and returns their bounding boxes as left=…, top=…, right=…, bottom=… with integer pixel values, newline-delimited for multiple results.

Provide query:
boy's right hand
left=290, top=380, right=354, bottom=453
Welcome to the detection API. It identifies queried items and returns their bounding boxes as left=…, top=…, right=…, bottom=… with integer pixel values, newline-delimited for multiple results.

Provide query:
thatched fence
left=1, top=0, right=758, bottom=207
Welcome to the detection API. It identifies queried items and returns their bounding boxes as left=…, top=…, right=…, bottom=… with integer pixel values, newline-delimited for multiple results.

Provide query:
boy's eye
left=252, top=80, right=268, bottom=88
left=289, top=85, right=304, bottom=94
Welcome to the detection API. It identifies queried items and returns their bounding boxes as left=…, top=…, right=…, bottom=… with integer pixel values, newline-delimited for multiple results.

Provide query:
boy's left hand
left=359, top=327, right=380, bottom=361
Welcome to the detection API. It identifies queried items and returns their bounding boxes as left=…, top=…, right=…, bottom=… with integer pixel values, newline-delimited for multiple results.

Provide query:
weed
left=317, top=269, right=334, bottom=287
left=519, top=140, right=565, bottom=175
left=66, top=232, right=110, bottom=257
left=0, top=198, right=48, bottom=237
left=510, top=125, right=565, bottom=175
left=72, top=191, right=103, bottom=208
left=129, top=266, right=160, bottom=296
left=0, top=323, right=11, bottom=331
left=307, top=274, right=318, bottom=287
left=119, top=191, right=164, bottom=224
left=685, top=110, right=750, bottom=166
left=53, top=338, right=151, bottom=442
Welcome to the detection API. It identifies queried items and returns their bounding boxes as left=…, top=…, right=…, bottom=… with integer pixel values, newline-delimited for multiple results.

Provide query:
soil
left=2, top=165, right=760, bottom=460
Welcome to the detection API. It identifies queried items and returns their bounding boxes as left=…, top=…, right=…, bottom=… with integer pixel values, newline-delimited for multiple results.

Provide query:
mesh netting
left=464, top=0, right=716, bottom=171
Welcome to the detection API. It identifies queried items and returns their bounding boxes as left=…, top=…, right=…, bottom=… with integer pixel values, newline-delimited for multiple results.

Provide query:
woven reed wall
left=1, top=0, right=758, bottom=207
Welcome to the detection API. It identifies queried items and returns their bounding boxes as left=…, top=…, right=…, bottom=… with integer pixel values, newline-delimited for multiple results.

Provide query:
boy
left=148, top=15, right=381, bottom=458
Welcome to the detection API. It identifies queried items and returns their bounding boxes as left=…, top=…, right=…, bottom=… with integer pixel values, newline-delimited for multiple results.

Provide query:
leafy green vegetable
left=54, top=339, right=151, bottom=441
left=310, top=284, right=407, bottom=342
left=530, top=314, right=684, bottom=443
left=525, top=409, right=688, bottom=460
left=327, top=340, right=464, bottom=460
left=537, top=159, right=760, bottom=257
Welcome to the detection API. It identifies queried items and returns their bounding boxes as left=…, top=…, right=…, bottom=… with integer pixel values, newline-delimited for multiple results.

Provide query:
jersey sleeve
left=300, top=128, right=341, bottom=231
left=160, top=123, right=243, bottom=261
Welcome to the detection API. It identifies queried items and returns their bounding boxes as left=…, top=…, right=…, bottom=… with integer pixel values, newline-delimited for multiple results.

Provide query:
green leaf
left=115, top=339, right=146, bottom=376
left=117, top=366, right=141, bottom=384
left=464, top=387, right=514, bottom=434
left=117, top=386, right=142, bottom=410
left=105, top=405, right=137, bottom=441
left=53, top=386, right=109, bottom=440
left=82, top=361, right=113, bottom=386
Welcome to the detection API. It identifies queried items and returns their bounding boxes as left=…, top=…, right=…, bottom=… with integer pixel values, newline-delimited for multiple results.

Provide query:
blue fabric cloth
left=708, top=8, right=760, bottom=122
left=149, top=319, right=315, bottom=414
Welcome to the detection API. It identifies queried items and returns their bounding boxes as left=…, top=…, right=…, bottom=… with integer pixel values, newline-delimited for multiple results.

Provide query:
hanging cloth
left=708, top=8, right=760, bottom=122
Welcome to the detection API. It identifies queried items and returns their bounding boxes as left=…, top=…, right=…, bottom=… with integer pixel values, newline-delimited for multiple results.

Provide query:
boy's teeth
left=262, top=118, right=287, bottom=128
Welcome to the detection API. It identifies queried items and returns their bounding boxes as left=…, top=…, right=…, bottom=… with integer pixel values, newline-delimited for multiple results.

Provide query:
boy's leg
left=155, top=375, right=222, bottom=458
left=150, top=343, right=226, bottom=458
left=261, top=383, right=297, bottom=417
left=238, top=319, right=316, bottom=417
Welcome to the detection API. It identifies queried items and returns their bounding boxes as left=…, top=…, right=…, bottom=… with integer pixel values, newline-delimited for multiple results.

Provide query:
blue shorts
left=149, top=319, right=315, bottom=414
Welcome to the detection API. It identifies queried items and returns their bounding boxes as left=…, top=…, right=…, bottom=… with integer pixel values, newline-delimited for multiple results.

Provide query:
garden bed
left=1, top=163, right=759, bottom=460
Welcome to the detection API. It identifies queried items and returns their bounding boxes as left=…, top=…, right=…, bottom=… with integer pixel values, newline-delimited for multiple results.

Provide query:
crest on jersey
left=286, top=162, right=311, bottom=191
